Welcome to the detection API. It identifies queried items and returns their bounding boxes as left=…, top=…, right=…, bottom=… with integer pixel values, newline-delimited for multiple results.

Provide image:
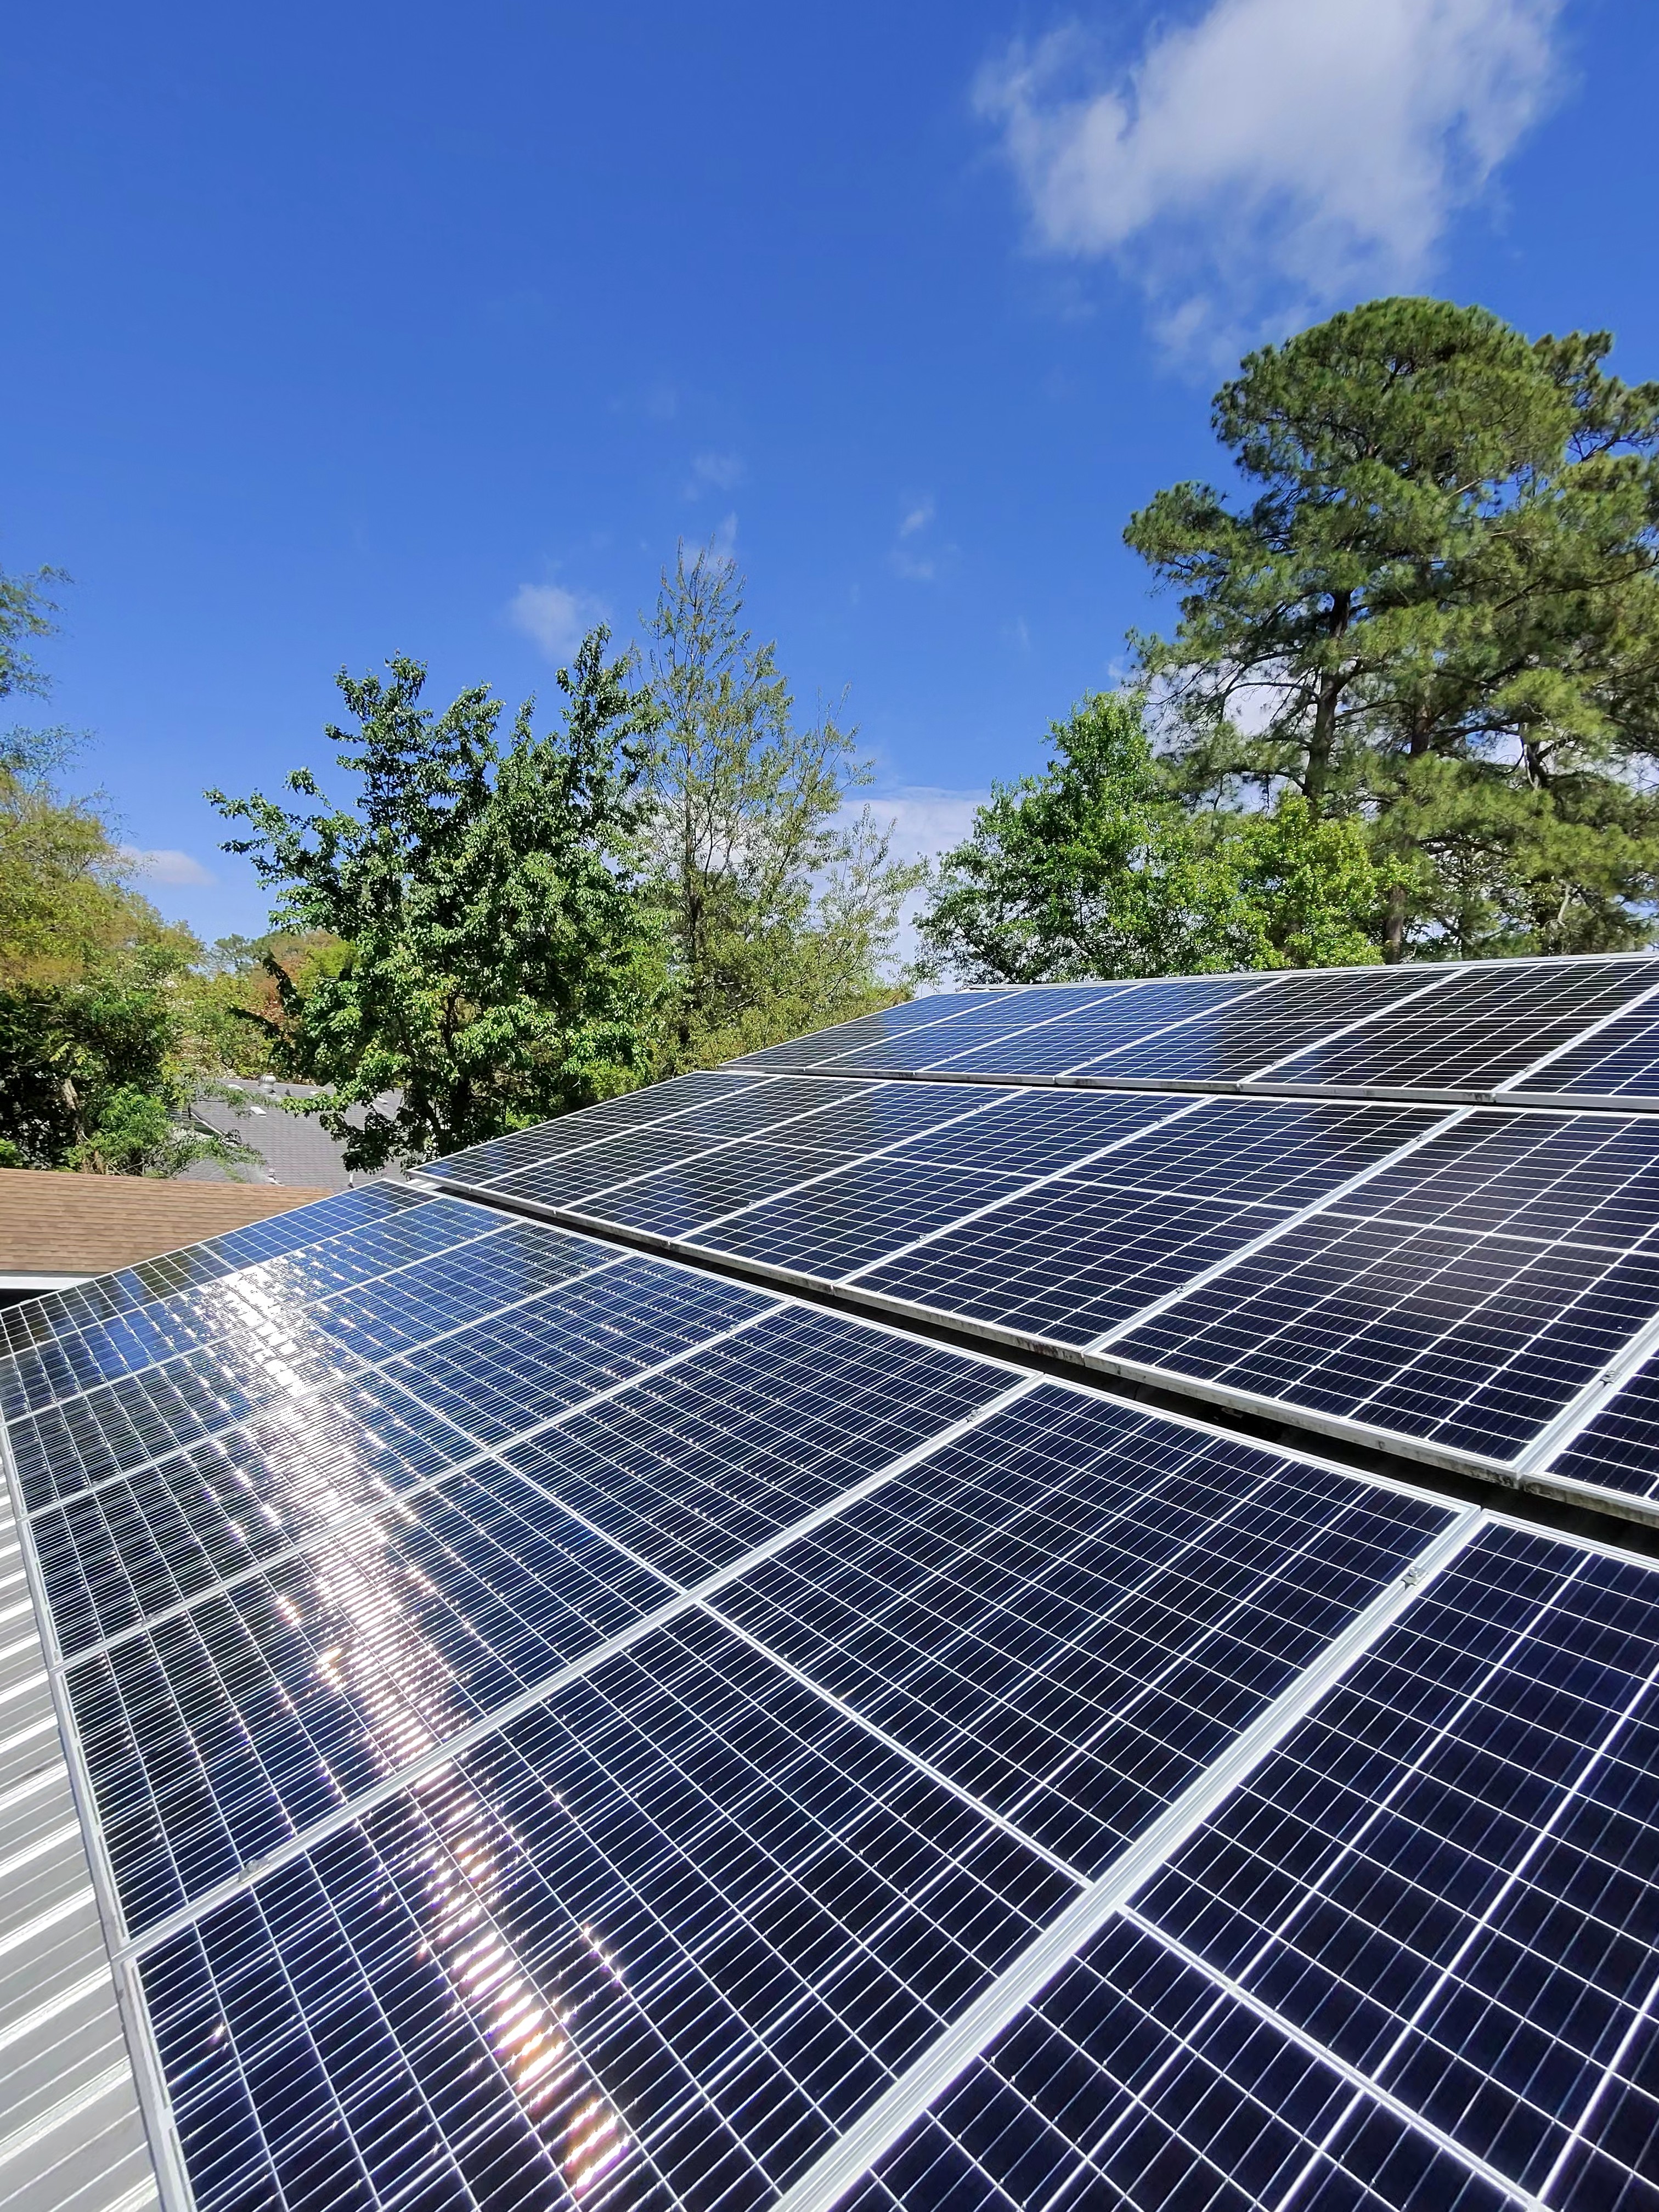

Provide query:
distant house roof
left=185, top=1080, right=403, bottom=1191
left=0, top=1167, right=331, bottom=1291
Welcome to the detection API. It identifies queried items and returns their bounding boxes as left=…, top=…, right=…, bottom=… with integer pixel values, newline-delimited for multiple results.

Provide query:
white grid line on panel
left=441, top=1069, right=786, bottom=1187
left=915, top=983, right=1242, bottom=1076
left=1115, top=1908, right=1543, bottom=2212
left=1494, top=972, right=1659, bottom=1096
left=744, top=989, right=1018, bottom=1069
left=703, top=1605, right=1088, bottom=1884
left=110, top=1374, right=1042, bottom=1966
left=1240, top=968, right=1464, bottom=1082
left=495, top=1071, right=1016, bottom=1218
left=1159, top=1542, right=1651, bottom=2212
left=769, top=1506, right=1485, bottom=2212
left=0, top=1186, right=463, bottom=1415
left=1536, top=1946, right=1659, bottom=2203
left=838, top=1097, right=1214, bottom=1285
left=1084, top=1108, right=1472, bottom=1351
left=21, top=1232, right=637, bottom=1523
left=3, top=1195, right=515, bottom=1427
left=50, top=1296, right=791, bottom=1669
left=1051, top=975, right=1297, bottom=1079
left=1515, top=1296, right=1659, bottom=1476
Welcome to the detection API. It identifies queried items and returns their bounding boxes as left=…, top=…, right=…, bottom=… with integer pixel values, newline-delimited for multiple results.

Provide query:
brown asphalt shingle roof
left=0, top=1168, right=331, bottom=1277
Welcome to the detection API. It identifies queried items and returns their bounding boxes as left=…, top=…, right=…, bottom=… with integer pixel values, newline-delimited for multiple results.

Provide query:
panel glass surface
left=1547, top=1357, right=1659, bottom=1502
left=426, top=1068, right=775, bottom=1187
left=729, top=986, right=1009, bottom=1070
left=866, top=977, right=1277, bottom=1079
left=1254, top=956, right=1659, bottom=1094
left=1509, top=996, right=1659, bottom=1103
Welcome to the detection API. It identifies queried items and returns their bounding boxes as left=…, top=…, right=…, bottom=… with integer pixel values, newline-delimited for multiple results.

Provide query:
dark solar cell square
left=1550, top=1361, right=1659, bottom=1500
left=857, top=1179, right=1291, bottom=1346
left=140, top=1613, right=1074, bottom=2212
left=34, top=1373, right=483, bottom=1655
left=1515, top=1003, right=1659, bottom=1102
left=1059, top=1099, right=1439, bottom=1209
left=1333, top=1110, right=1659, bottom=1251
left=377, top=1257, right=767, bottom=1449
left=1135, top=1526, right=1659, bottom=2208
left=730, top=988, right=1007, bottom=1069
left=866, top=1088, right=1190, bottom=1181
left=859, top=1918, right=1514, bottom=2212
left=713, top=1080, right=1025, bottom=1160
left=8, top=1224, right=622, bottom=1509
left=0, top=1187, right=479, bottom=1419
left=69, top=1463, right=678, bottom=1934
left=714, top=1386, right=1450, bottom=1875
left=685, top=1157, right=1030, bottom=1280
left=818, top=986, right=1135, bottom=1074
left=928, top=977, right=1276, bottom=1079
left=1085, top=964, right=1454, bottom=1083
left=500, top=1139, right=847, bottom=1234
left=1111, top=1212, right=1659, bottom=1462
left=428, top=1068, right=765, bottom=1184
left=1257, top=958, right=1659, bottom=1094
left=501, top=1304, right=1012, bottom=1586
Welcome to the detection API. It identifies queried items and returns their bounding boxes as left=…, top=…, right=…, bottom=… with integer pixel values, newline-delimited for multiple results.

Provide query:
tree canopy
left=918, top=692, right=1380, bottom=983
left=210, top=632, right=663, bottom=1169
left=1126, top=296, right=1659, bottom=960
left=644, top=545, right=921, bottom=1067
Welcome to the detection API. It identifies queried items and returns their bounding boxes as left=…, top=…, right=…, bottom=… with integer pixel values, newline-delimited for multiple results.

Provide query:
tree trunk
left=1383, top=881, right=1407, bottom=963
left=1304, top=591, right=1352, bottom=817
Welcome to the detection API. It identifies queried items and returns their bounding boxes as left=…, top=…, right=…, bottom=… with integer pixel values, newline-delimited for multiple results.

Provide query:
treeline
left=7, top=294, right=1659, bottom=1174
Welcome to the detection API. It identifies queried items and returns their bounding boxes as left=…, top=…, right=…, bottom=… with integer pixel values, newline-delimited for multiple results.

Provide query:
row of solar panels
left=419, top=1066, right=1659, bottom=1521
left=732, top=954, right=1659, bottom=1108
left=3, top=1181, right=1658, bottom=2210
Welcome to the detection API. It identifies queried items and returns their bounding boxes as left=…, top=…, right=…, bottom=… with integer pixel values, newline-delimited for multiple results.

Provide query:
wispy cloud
left=506, top=580, right=609, bottom=661
left=122, top=846, right=216, bottom=887
left=975, top=0, right=1565, bottom=355
left=890, top=495, right=947, bottom=582
left=685, top=450, right=746, bottom=496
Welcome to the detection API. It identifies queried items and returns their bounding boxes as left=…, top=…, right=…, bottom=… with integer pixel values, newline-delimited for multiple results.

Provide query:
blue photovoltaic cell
left=711, top=1385, right=1451, bottom=1875
left=1510, top=997, right=1659, bottom=1102
left=1255, top=957, right=1659, bottom=1096
left=0, top=1182, right=451, bottom=1414
left=139, top=1612, right=1076, bottom=2212
left=1110, top=1210, right=1659, bottom=1462
left=426, top=1068, right=772, bottom=1187
left=851, top=1918, right=1512, bottom=2212
left=883, top=978, right=1273, bottom=1080
left=729, top=986, right=1011, bottom=1070
left=1126, top=1524, right=1659, bottom=2209
left=1547, top=1358, right=1659, bottom=1502
left=7, top=1216, right=630, bottom=1510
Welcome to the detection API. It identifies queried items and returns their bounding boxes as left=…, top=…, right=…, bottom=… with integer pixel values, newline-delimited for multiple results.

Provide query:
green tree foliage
left=210, top=633, right=663, bottom=1170
left=645, top=546, right=923, bottom=1069
left=1126, top=296, right=1659, bottom=960
left=0, top=580, right=253, bottom=1175
left=918, top=692, right=1380, bottom=983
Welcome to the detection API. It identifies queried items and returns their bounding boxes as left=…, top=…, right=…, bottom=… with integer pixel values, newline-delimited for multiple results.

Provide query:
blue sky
left=4, top=0, right=1656, bottom=943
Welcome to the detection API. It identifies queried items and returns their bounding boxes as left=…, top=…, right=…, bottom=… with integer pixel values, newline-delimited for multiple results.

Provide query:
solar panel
left=15, top=950, right=1659, bottom=2212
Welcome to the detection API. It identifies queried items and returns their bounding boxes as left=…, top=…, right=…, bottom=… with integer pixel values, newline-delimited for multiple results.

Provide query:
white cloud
left=867, top=786, right=989, bottom=865
left=707, top=512, right=739, bottom=558
left=891, top=495, right=946, bottom=582
left=898, top=498, right=935, bottom=539
left=506, top=581, right=608, bottom=661
left=975, top=0, right=1564, bottom=352
left=685, top=450, right=746, bottom=496
left=121, top=846, right=216, bottom=887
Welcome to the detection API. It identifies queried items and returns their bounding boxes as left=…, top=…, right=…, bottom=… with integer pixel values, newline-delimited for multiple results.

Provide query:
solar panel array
left=7, top=954, right=1659, bottom=2210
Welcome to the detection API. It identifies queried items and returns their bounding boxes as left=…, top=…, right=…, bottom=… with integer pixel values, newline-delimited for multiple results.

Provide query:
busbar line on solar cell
left=0, top=1182, right=436, bottom=1393
left=0, top=1197, right=515, bottom=1431
left=831, top=1099, right=1211, bottom=1284
left=43, top=1292, right=794, bottom=1672
left=1108, top=1906, right=1544, bottom=2211
left=1124, top=1527, right=1659, bottom=2210
left=0, top=1184, right=462, bottom=1423
left=704, top=1605, right=1088, bottom=1886
left=1081, top=1108, right=1472, bottom=1353
left=1494, top=972, right=1659, bottom=1097
left=770, top=1505, right=1484, bottom=2212
left=10, top=1224, right=642, bottom=1519
left=105, top=1370, right=1041, bottom=1964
